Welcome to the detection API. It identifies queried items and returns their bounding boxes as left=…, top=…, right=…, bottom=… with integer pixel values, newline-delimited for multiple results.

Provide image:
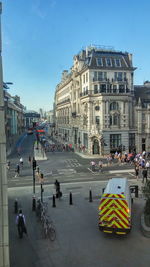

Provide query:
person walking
left=54, top=179, right=62, bottom=198
left=145, top=161, right=150, bottom=177
left=142, top=168, right=148, bottom=183
left=7, top=161, right=10, bottom=170
left=135, top=165, right=139, bottom=180
left=91, top=161, right=96, bottom=172
left=28, top=155, right=31, bottom=165
left=98, top=160, right=103, bottom=172
left=16, top=209, right=27, bottom=238
left=15, top=164, right=20, bottom=177
left=19, top=157, right=23, bottom=167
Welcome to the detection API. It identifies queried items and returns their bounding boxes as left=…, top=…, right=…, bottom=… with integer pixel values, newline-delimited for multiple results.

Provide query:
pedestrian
left=54, top=179, right=62, bottom=198
left=145, top=161, right=150, bottom=177
left=15, top=164, right=20, bottom=177
left=19, top=157, right=23, bottom=166
left=16, top=209, right=27, bottom=238
left=142, top=168, right=148, bottom=183
left=135, top=165, right=139, bottom=180
left=98, top=160, right=103, bottom=172
left=7, top=161, right=10, bottom=170
left=90, top=161, right=96, bottom=172
left=28, top=156, right=31, bottom=165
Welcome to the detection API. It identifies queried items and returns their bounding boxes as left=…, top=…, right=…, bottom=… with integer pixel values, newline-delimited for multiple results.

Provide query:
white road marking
left=108, top=169, right=134, bottom=174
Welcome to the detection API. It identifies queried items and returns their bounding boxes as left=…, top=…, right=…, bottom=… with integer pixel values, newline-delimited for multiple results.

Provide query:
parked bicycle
left=42, top=215, right=56, bottom=241
left=36, top=199, right=56, bottom=241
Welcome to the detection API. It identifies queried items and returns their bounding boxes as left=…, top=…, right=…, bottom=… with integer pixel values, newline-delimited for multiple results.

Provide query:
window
left=86, top=73, right=88, bottom=82
left=113, top=85, right=117, bottom=93
left=110, top=114, right=120, bottom=126
left=97, top=57, right=103, bottom=66
left=100, top=84, right=106, bottom=92
left=119, top=84, right=125, bottom=92
left=95, top=116, right=100, bottom=125
left=118, top=72, right=123, bottom=81
left=110, top=115, right=112, bottom=125
left=83, top=74, right=85, bottom=83
left=94, top=84, right=98, bottom=94
left=95, top=106, right=100, bottom=111
left=97, top=71, right=107, bottom=81
left=114, top=72, right=123, bottom=81
left=114, top=114, right=118, bottom=125
left=94, top=71, right=97, bottom=81
left=83, top=133, right=88, bottom=148
left=98, top=72, right=103, bottom=81
left=106, top=58, right=112, bottom=66
left=129, top=133, right=135, bottom=152
left=110, top=134, right=121, bottom=149
left=110, top=102, right=119, bottom=110
left=124, top=72, right=127, bottom=81
left=115, top=58, right=121, bottom=67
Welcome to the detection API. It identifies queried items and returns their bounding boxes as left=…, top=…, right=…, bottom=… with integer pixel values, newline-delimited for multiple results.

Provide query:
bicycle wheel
left=48, top=227, right=56, bottom=241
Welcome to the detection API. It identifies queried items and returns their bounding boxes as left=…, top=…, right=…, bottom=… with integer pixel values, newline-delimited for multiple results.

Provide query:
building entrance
left=93, top=139, right=99, bottom=154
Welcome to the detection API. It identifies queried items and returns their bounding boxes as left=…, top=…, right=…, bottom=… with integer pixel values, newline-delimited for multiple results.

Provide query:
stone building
left=4, top=90, right=25, bottom=153
left=54, top=45, right=149, bottom=155
left=24, top=110, right=40, bottom=128
left=134, top=81, right=150, bottom=153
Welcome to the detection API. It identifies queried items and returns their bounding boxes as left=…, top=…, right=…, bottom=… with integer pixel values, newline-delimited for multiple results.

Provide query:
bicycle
left=43, top=216, right=56, bottom=241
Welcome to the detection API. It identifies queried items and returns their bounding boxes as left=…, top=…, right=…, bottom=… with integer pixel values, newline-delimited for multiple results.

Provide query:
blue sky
left=2, top=0, right=150, bottom=111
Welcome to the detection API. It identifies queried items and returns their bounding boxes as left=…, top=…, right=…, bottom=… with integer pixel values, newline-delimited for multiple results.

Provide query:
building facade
left=4, top=90, right=25, bottom=153
left=55, top=46, right=137, bottom=155
left=134, top=81, right=150, bottom=153
left=24, top=110, right=40, bottom=128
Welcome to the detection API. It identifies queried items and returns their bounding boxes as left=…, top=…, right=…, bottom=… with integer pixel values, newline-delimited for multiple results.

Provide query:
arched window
left=110, top=102, right=119, bottom=111
left=110, top=115, right=113, bottom=125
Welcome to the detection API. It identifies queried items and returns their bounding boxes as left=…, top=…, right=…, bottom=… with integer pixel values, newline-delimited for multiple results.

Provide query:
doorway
left=93, top=139, right=99, bottom=154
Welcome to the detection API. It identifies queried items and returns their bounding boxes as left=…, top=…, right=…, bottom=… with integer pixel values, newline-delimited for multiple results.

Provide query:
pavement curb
left=141, top=213, right=150, bottom=238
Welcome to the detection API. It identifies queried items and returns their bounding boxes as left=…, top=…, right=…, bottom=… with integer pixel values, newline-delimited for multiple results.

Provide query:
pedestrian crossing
left=65, top=159, right=81, bottom=167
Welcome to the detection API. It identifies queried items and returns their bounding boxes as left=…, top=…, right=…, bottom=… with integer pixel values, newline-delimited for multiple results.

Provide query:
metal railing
left=80, top=89, right=134, bottom=97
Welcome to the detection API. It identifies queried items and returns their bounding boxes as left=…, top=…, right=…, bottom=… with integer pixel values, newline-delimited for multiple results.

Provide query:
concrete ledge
left=141, top=213, right=150, bottom=238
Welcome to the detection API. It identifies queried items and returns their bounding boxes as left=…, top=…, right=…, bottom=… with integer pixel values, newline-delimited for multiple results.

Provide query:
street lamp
left=32, top=157, right=37, bottom=211
left=3, top=82, right=13, bottom=89
left=40, top=173, right=44, bottom=203
left=32, top=157, right=37, bottom=194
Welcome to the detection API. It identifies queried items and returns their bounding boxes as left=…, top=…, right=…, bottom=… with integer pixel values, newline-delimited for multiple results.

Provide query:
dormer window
left=97, top=57, right=103, bottom=66
left=115, top=58, right=121, bottom=67
left=106, top=58, right=112, bottom=66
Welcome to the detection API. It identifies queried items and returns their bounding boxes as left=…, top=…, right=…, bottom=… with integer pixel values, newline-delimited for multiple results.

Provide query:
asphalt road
left=7, top=133, right=137, bottom=188
left=8, top=133, right=150, bottom=267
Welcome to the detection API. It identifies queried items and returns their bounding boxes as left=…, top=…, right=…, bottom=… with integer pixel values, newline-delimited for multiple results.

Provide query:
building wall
left=54, top=46, right=140, bottom=155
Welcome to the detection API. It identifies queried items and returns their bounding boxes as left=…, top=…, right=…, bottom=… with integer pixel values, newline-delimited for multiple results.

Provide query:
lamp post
left=32, top=157, right=36, bottom=194
left=40, top=173, right=44, bottom=202
left=0, top=2, right=10, bottom=266
left=3, top=81, right=13, bottom=89
left=32, top=157, right=37, bottom=211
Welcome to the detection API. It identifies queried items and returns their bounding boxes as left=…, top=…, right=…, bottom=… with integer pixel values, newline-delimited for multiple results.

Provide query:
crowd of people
left=90, top=150, right=150, bottom=183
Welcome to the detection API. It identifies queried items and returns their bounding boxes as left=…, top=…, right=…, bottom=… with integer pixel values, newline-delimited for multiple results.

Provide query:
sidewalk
left=74, top=150, right=107, bottom=159
left=8, top=179, right=146, bottom=267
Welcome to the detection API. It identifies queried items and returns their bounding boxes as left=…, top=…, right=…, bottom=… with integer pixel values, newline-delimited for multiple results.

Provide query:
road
left=8, top=134, right=150, bottom=267
left=8, top=134, right=136, bottom=188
